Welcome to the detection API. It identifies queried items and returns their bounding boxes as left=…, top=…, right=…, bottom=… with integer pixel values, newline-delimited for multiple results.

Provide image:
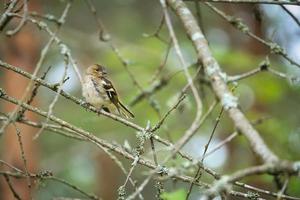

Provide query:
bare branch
left=166, top=0, right=279, bottom=164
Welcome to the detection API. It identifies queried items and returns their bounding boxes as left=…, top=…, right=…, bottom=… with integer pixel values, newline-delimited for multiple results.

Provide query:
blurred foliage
left=1, top=0, right=300, bottom=199
left=161, top=189, right=187, bottom=200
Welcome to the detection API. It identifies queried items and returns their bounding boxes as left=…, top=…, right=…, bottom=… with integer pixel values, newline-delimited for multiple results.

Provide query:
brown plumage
left=82, top=64, right=134, bottom=118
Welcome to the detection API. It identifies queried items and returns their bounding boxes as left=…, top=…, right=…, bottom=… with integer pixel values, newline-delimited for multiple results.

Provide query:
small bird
left=82, top=64, right=134, bottom=118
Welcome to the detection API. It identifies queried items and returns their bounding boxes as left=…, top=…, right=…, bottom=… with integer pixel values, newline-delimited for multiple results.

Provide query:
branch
left=0, top=170, right=100, bottom=200
left=202, top=161, right=300, bottom=198
left=0, top=87, right=213, bottom=189
left=205, top=3, right=300, bottom=69
left=166, top=0, right=279, bottom=164
left=0, top=0, right=18, bottom=31
left=0, top=60, right=214, bottom=168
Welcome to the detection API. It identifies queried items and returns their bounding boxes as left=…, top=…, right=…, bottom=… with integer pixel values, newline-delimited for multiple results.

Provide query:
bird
left=82, top=64, right=134, bottom=119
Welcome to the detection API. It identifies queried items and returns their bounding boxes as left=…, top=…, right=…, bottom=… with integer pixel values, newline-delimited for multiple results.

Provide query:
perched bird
left=82, top=64, right=134, bottom=118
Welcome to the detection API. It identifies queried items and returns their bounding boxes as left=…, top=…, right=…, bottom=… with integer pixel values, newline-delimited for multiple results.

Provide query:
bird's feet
left=98, top=106, right=110, bottom=115
left=80, top=101, right=91, bottom=111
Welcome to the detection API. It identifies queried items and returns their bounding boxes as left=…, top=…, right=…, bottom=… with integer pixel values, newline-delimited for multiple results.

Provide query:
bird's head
left=86, top=64, right=108, bottom=76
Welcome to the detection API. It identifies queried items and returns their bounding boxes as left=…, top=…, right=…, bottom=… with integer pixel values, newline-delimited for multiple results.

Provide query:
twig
left=3, top=174, right=22, bottom=200
left=0, top=0, right=18, bottom=31
left=276, top=177, right=289, bottom=200
left=186, top=106, right=224, bottom=199
left=0, top=1, right=73, bottom=136
left=149, top=135, right=164, bottom=199
left=85, top=0, right=110, bottom=41
left=130, top=77, right=168, bottom=107
left=7, top=13, right=83, bottom=84
left=0, top=112, right=32, bottom=194
left=17, top=66, right=52, bottom=119
left=125, top=99, right=217, bottom=198
left=171, top=100, right=217, bottom=157
left=227, top=57, right=288, bottom=82
left=118, top=156, right=143, bottom=200
left=143, top=13, right=168, bottom=44
left=151, top=94, right=186, bottom=132
left=205, top=3, right=300, bottom=69
left=204, top=131, right=238, bottom=158
left=33, top=46, right=69, bottom=139
left=0, top=170, right=100, bottom=200
left=11, top=121, right=32, bottom=192
left=130, top=62, right=199, bottom=107
left=202, top=162, right=299, bottom=199
left=0, top=159, right=24, bottom=173
left=6, top=0, right=28, bottom=36
left=51, top=176, right=100, bottom=200
left=126, top=175, right=153, bottom=200
left=29, top=11, right=61, bottom=25
left=280, top=5, right=300, bottom=28
left=234, top=181, right=300, bottom=200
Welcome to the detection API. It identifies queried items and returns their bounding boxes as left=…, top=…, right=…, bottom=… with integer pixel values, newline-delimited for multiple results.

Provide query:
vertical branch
left=159, top=0, right=205, bottom=161
left=186, top=106, right=224, bottom=199
left=149, top=136, right=164, bottom=199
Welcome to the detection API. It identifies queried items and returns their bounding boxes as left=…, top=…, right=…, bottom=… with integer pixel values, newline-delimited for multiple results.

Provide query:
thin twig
left=6, top=0, right=28, bottom=36
left=0, top=1, right=73, bottom=136
left=204, top=131, right=238, bottom=158
left=17, top=65, right=52, bottom=119
left=227, top=58, right=288, bottom=82
left=0, top=0, right=18, bottom=31
left=276, top=176, right=289, bottom=200
left=280, top=5, right=300, bottom=28
left=0, top=170, right=100, bottom=200
left=143, top=13, right=168, bottom=43
left=3, top=174, right=22, bottom=200
left=33, top=46, right=69, bottom=139
left=205, top=3, right=300, bottom=69
left=151, top=94, right=186, bottom=132
left=186, top=106, right=224, bottom=199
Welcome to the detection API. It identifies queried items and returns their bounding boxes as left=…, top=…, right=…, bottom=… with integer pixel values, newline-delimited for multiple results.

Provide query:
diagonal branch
left=166, top=0, right=279, bottom=164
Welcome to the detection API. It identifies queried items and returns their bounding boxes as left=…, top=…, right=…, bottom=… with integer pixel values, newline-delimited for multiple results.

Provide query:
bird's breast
left=82, top=76, right=110, bottom=108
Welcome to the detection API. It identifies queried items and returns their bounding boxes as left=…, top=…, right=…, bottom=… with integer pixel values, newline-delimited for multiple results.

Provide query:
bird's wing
left=102, top=77, right=134, bottom=118
left=101, top=77, right=119, bottom=105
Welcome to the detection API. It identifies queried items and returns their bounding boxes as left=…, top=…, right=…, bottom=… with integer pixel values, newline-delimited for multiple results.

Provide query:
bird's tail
left=117, top=101, right=134, bottom=119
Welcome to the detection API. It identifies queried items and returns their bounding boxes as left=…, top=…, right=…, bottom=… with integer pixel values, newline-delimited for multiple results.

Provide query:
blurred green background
left=1, top=1, right=300, bottom=199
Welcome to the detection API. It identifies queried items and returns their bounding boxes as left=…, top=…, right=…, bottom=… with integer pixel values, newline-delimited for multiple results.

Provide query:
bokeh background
left=0, top=0, right=300, bottom=199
